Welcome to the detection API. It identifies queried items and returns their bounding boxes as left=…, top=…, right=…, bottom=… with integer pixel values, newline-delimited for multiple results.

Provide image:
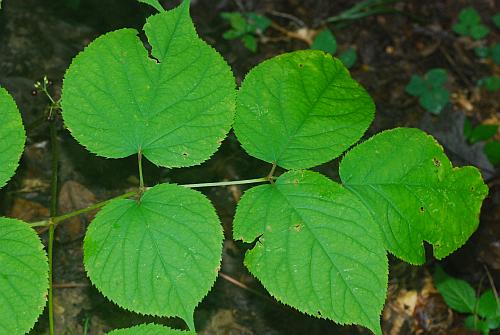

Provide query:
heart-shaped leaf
left=107, top=323, right=195, bottom=335
left=233, top=170, right=387, bottom=335
left=340, top=128, right=488, bottom=264
left=84, top=183, right=223, bottom=330
left=234, top=50, right=374, bottom=170
left=62, top=0, right=235, bottom=168
left=0, top=218, right=49, bottom=334
left=0, top=87, right=25, bottom=189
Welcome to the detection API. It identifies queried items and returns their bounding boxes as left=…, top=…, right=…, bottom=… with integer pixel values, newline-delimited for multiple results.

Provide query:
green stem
left=138, top=151, right=144, bottom=193
left=48, top=120, right=59, bottom=335
left=30, top=177, right=272, bottom=228
left=182, top=177, right=269, bottom=189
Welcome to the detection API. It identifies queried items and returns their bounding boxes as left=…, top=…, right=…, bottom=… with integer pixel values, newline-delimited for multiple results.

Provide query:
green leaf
left=493, top=13, right=500, bottom=29
left=0, top=218, right=49, bottom=334
left=478, top=290, right=500, bottom=319
left=465, top=315, right=490, bottom=334
left=434, top=267, right=477, bottom=314
left=0, top=87, right=25, bottom=189
left=484, top=141, right=500, bottom=165
left=247, top=13, right=271, bottom=32
left=458, top=8, right=481, bottom=25
left=453, top=8, right=489, bottom=39
left=481, top=76, right=500, bottom=91
left=84, top=183, right=223, bottom=330
left=223, top=29, right=243, bottom=40
left=475, top=46, right=490, bottom=58
left=137, top=0, right=165, bottom=13
left=233, top=170, right=388, bottom=335
left=487, top=316, right=500, bottom=330
left=339, top=128, right=488, bottom=264
left=405, top=75, right=426, bottom=96
left=426, top=68, right=448, bottom=88
left=241, top=34, right=257, bottom=52
left=406, top=69, right=450, bottom=114
left=452, top=22, right=469, bottom=36
left=470, top=24, right=490, bottom=40
left=107, top=323, right=195, bottom=335
left=338, top=47, right=357, bottom=68
left=463, top=118, right=473, bottom=139
left=221, top=12, right=248, bottom=36
left=491, top=44, right=500, bottom=65
left=419, top=86, right=449, bottom=114
left=311, top=29, right=337, bottom=54
left=234, top=50, right=375, bottom=170
left=468, top=124, right=498, bottom=144
left=62, top=1, right=236, bottom=168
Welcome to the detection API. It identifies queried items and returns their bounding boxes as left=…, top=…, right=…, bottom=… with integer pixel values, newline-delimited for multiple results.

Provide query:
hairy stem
left=182, top=177, right=269, bottom=188
left=30, top=177, right=272, bottom=228
left=48, top=120, right=59, bottom=335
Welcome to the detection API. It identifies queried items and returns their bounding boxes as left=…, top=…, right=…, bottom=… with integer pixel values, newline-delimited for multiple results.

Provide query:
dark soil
left=0, top=0, right=498, bottom=334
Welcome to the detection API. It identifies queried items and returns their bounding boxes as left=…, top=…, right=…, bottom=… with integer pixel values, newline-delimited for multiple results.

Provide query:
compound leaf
left=234, top=50, right=374, bottom=170
left=340, top=128, right=488, bottom=264
left=107, top=323, right=195, bottom=335
left=62, top=0, right=235, bottom=168
left=0, top=218, right=49, bottom=334
left=233, top=170, right=388, bottom=335
left=0, top=87, right=25, bottom=189
left=434, top=267, right=476, bottom=314
left=84, top=183, right=223, bottom=330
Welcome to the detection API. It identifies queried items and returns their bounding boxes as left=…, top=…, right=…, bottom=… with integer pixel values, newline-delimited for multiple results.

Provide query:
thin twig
left=268, top=10, right=306, bottom=27
left=219, top=272, right=276, bottom=304
left=53, top=283, right=89, bottom=289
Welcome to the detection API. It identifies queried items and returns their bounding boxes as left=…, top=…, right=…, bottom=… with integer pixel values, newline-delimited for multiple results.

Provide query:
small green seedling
left=493, top=13, right=500, bottom=29
left=463, top=119, right=498, bottom=144
left=474, top=43, right=500, bottom=65
left=479, top=76, right=500, bottom=92
left=463, top=118, right=500, bottom=166
left=435, top=267, right=500, bottom=335
left=405, top=68, right=450, bottom=115
left=221, top=11, right=271, bottom=52
left=311, top=28, right=357, bottom=68
left=453, top=7, right=490, bottom=40
left=484, top=141, right=500, bottom=166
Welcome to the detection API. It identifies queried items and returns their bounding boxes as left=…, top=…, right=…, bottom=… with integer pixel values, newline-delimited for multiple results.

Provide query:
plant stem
left=138, top=151, right=144, bottom=193
left=182, top=177, right=269, bottom=188
left=30, top=177, right=272, bottom=228
left=48, top=120, right=59, bottom=335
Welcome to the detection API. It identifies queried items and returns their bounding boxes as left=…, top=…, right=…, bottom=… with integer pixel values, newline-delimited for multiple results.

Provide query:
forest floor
left=0, top=0, right=498, bottom=334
